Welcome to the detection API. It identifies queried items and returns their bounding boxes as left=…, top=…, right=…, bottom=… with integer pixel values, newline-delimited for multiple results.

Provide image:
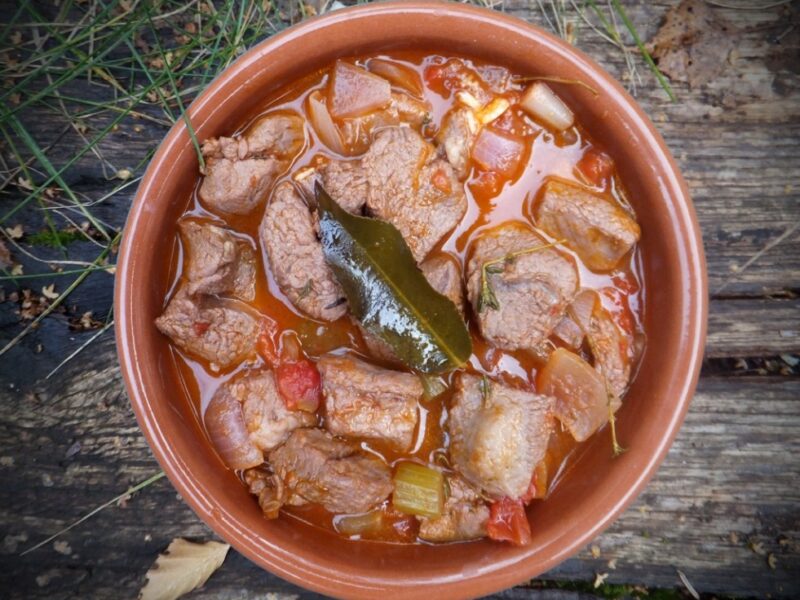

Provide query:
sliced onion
left=367, top=58, right=424, bottom=97
left=538, top=348, right=608, bottom=442
left=569, top=289, right=599, bottom=334
left=333, top=510, right=384, bottom=537
left=328, top=60, right=392, bottom=119
left=205, top=387, right=263, bottom=470
left=471, top=127, right=526, bottom=178
left=307, top=90, right=346, bottom=155
left=520, top=82, right=574, bottom=131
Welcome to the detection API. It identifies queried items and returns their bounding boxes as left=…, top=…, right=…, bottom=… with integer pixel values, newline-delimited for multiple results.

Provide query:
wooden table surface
left=1, top=1, right=797, bottom=598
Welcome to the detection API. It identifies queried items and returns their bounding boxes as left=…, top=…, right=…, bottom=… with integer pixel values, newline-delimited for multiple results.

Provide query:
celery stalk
left=392, top=462, right=444, bottom=518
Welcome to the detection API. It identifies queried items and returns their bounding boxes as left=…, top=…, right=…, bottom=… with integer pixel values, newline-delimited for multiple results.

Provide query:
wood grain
left=1, top=1, right=798, bottom=599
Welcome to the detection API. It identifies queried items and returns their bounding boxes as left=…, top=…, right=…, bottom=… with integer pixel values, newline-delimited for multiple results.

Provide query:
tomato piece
left=275, top=359, right=321, bottom=413
left=487, top=497, right=532, bottom=546
left=576, top=147, right=614, bottom=187
left=423, top=59, right=491, bottom=103
left=472, top=128, right=526, bottom=178
left=192, top=321, right=210, bottom=336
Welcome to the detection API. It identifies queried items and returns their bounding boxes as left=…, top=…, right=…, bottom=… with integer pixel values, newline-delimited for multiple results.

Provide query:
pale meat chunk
left=155, top=289, right=257, bottom=370
left=268, top=428, right=393, bottom=514
left=420, top=253, right=465, bottom=317
left=448, top=373, right=555, bottom=499
left=318, top=354, right=421, bottom=451
left=535, top=179, right=641, bottom=272
left=205, top=370, right=315, bottom=471
left=466, top=222, right=578, bottom=351
left=199, top=112, right=305, bottom=215
left=363, top=127, right=466, bottom=262
left=178, top=219, right=256, bottom=301
left=418, top=474, right=489, bottom=542
left=436, top=107, right=479, bottom=180
left=317, top=159, right=369, bottom=213
left=260, top=182, right=347, bottom=321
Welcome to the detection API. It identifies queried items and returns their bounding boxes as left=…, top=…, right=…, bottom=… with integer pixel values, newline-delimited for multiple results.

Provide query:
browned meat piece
left=436, top=107, right=479, bottom=180
left=466, top=222, right=578, bottom=351
left=260, top=182, right=347, bottom=321
left=363, top=127, right=466, bottom=262
left=178, top=219, right=256, bottom=301
left=155, top=289, right=257, bottom=370
left=535, top=179, right=641, bottom=272
left=199, top=112, right=305, bottom=215
left=421, top=253, right=464, bottom=317
left=317, top=159, right=369, bottom=214
left=418, top=474, right=489, bottom=542
left=448, top=373, right=555, bottom=499
left=224, top=369, right=316, bottom=452
left=244, top=468, right=284, bottom=519
left=318, top=354, right=421, bottom=450
left=269, top=428, right=393, bottom=514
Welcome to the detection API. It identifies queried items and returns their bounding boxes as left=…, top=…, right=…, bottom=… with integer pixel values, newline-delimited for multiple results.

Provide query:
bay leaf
left=316, top=184, right=471, bottom=373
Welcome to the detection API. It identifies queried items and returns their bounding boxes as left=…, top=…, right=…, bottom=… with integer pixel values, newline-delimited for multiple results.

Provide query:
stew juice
left=158, top=51, right=645, bottom=545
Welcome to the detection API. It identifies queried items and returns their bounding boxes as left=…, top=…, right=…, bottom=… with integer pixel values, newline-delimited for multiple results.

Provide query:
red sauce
left=164, top=52, right=646, bottom=543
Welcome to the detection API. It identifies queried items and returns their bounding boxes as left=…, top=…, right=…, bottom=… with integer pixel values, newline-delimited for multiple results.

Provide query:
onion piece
left=328, top=60, right=392, bottom=119
left=520, top=82, right=575, bottom=131
left=538, top=347, right=619, bottom=442
left=334, top=510, right=384, bottom=537
left=307, top=90, right=346, bottom=155
left=367, top=58, right=424, bottom=97
left=471, top=127, right=526, bottom=178
left=476, top=97, right=510, bottom=124
left=205, top=388, right=263, bottom=470
left=569, top=289, right=600, bottom=335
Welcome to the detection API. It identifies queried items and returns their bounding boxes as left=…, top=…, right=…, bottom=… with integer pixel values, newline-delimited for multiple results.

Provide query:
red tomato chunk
left=276, top=359, right=322, bottom=413
left=487, top=497, right=532, bottom=546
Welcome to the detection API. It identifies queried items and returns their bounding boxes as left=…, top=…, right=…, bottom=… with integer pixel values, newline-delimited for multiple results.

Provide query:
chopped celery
left=392, top=462, right=444, bottom=518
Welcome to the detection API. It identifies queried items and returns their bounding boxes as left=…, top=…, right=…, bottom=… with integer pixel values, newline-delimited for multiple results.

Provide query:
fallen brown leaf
left=0, top=239, right=11, bottom=269
left=41, top=284, right=59, bottom=300
left=649, top=0, right=736, bottom=88
left=139, top=538, right=229, bottom=600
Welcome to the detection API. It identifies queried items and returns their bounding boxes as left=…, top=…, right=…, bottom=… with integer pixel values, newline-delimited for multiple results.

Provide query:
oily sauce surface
left=164, top=51, right=646, bottom=543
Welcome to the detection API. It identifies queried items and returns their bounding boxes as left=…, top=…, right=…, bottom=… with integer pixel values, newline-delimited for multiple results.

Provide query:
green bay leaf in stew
left=315, top=184, right=472, bottom=373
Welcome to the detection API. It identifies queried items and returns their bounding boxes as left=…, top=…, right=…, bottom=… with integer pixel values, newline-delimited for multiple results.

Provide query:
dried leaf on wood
left=139, top=538, right=230, bottom=600
left=648, top=0, right=736, bottom=88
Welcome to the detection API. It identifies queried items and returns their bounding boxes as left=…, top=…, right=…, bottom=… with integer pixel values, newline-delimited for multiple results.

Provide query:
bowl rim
left=115, top=1, right=708, bottom=597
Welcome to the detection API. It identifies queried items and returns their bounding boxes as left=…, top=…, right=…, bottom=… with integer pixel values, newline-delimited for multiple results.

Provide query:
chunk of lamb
left=318, top=354, right=421, bottom=450
left=268, top=428, right=393, bottom=514
left=436, top=107, right=479, bottom=180
left=466, top=222, right=578, bottom=351
left=199, top=112, right=305, bottom=215
left=587, top=302, right=632, bottom=399
left=421, top=253, right=465, bottom=317
left=260, top=182, right=347, bottom=321
left=155, top=288, right=257, bottom=370
left=448, top=373, right=555, bottom=499
left=535, top=179, right=641, bottom=272
left=321, top=127, right=466, bottom=262
left=205, top=370, right=316, bottom=469
left=364, top=127, right=466, bottom=261
left=418, top=474, right=489, bottom=542
left=178, top=219, right=256, bottom=300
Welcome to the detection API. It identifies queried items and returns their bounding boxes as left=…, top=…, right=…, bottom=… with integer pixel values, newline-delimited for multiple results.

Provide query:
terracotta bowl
left=115, top=2, right=707, bottom=598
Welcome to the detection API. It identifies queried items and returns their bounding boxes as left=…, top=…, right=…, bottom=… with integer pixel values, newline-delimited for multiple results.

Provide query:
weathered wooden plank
left=706, top=297, right=799, bottom=358
left=0, top=335, right=797, bottom=598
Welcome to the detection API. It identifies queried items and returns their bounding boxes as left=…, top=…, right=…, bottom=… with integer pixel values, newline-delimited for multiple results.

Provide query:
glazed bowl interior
left=115, top=2, right=706, bottom=598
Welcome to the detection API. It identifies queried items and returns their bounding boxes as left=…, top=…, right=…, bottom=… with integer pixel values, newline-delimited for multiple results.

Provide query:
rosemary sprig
left=478, top=239, right=566, bottom=313
left=479, top=374, right=492, bottom=402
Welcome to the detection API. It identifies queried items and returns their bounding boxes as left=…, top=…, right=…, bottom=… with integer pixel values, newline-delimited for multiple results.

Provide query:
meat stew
left=156, top=52, right=645, bottom=546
